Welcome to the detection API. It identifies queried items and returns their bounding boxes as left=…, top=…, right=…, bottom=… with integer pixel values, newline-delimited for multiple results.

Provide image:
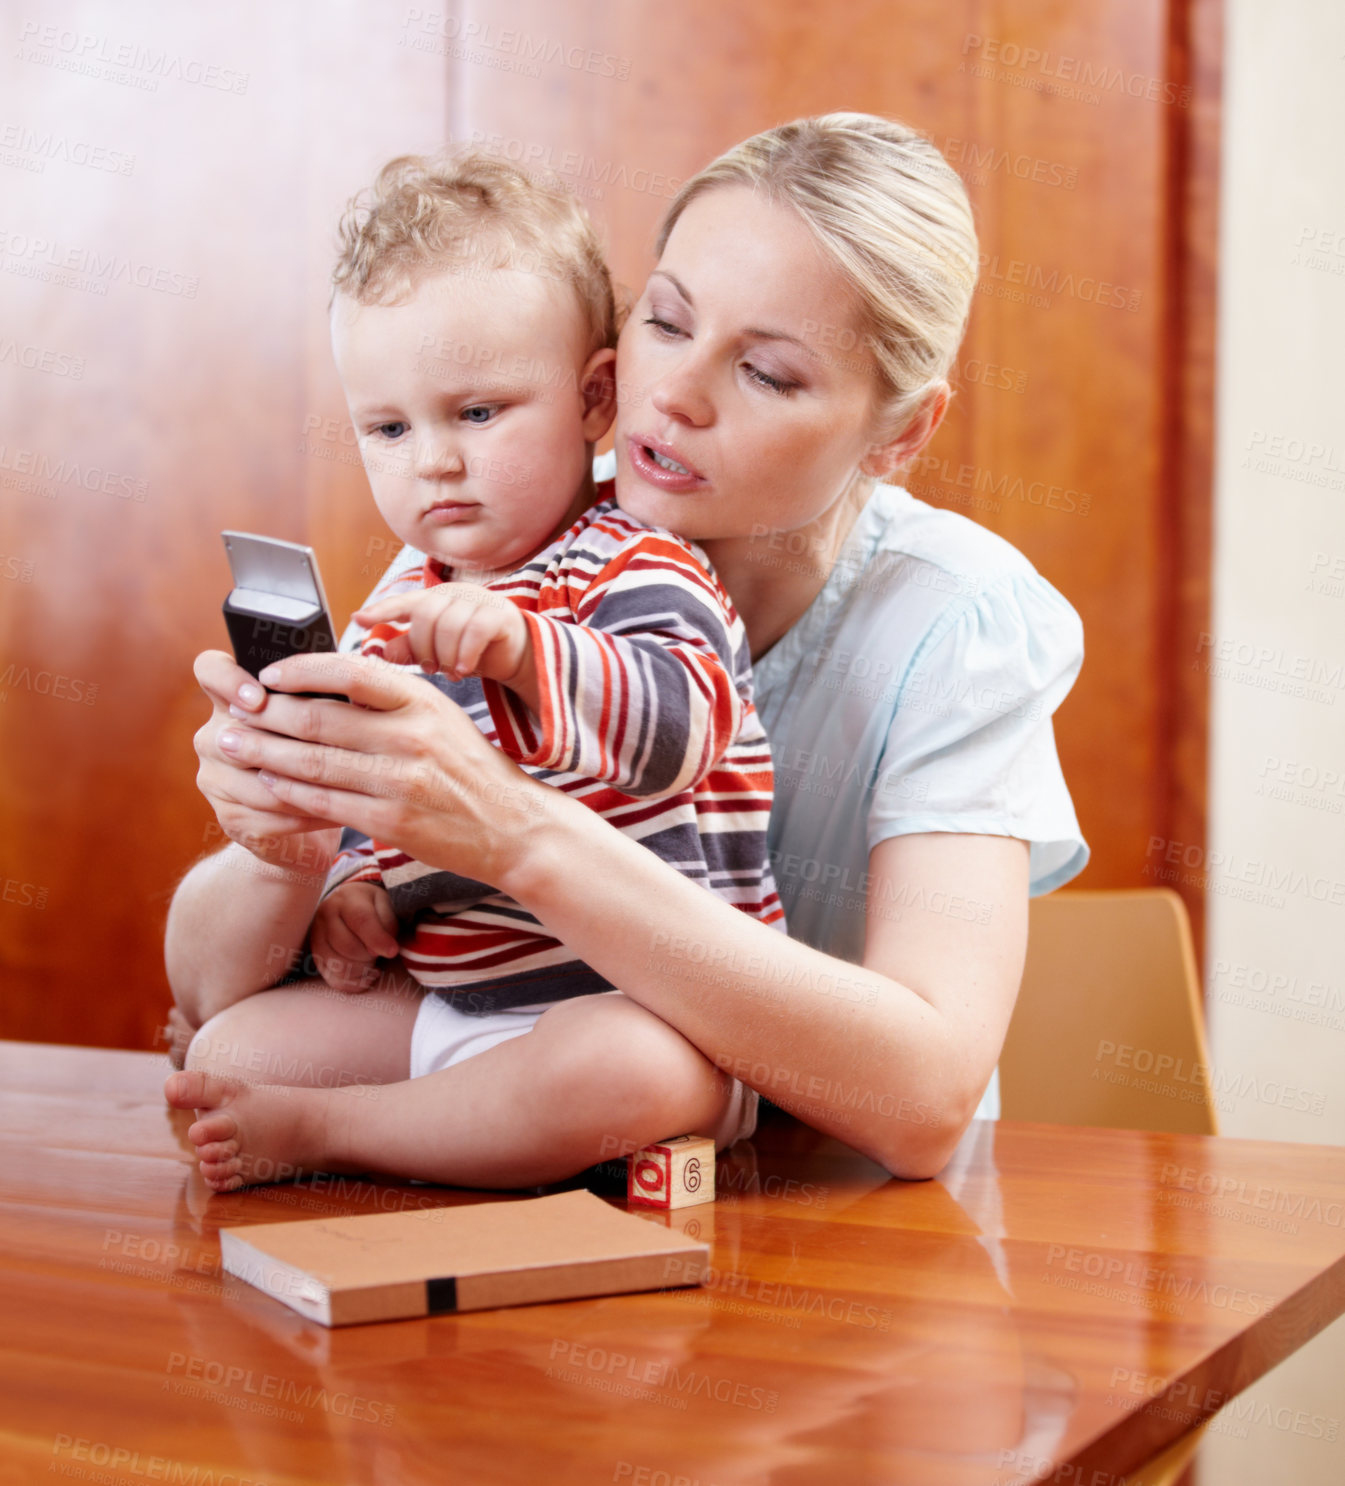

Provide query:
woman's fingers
left=191, top=648, right=347, bottom=872
left=193, top=649, right=326, bottom=824
left=218, top=717, right=434, bottom=801
left=258, top=651, right=424, bottom=713
left=201, top=773, right=339, bottom=842
left=194, top=649, right=267, bottom=712
left=254, top=653, right=491, bottom=762
left=197, top=712, right=343, bottom=841
left=258, top=771, right=388, bottom=843
left=230, top=659, right=451, bottom=755
left=202, top=774, right=328, bottom=833
left=224, top=690, right=387, bottom=750
left=197, top=734, right=325, bottom=824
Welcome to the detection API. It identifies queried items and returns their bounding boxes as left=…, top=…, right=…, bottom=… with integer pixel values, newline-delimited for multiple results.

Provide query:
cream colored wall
left=1197, top=1, right=1345, bottom=1480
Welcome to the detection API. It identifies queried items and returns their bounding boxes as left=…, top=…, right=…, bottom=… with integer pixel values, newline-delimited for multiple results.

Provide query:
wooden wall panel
left=0, top=2, right=445, bottom=1046
left=0, top=0, right=1215, bottom=1047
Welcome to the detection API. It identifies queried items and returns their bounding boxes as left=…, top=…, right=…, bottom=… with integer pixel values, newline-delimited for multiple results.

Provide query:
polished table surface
left=3, top=1041, right=1345, bottom=1486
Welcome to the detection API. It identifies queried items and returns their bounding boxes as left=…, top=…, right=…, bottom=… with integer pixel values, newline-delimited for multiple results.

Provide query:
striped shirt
left=325, top=489, right=783, bottom=1012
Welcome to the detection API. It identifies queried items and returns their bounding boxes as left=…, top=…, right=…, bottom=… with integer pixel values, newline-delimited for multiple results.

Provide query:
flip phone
left=222, top=531, right=343, bottom=698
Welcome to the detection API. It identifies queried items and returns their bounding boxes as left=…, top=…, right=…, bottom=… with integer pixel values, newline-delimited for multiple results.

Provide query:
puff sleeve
left=867, top=573, right=1089, bottom=896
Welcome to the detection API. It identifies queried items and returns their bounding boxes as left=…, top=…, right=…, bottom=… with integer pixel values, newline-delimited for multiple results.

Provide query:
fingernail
left=228, top=704, right=248, bottom=721
left=258, top=770, right=278, bottom=789
left=258, top=665, right=279, bottom=685
left=238, top=682, right=264, bottom=706
left=218, top=730, right=240, bottom=752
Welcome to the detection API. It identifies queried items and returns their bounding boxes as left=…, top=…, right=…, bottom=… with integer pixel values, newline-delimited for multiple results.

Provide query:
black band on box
left=426, top=1276, right=459, bottom=1313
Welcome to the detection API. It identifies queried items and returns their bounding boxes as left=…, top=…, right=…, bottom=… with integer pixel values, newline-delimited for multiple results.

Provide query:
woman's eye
left=642, top=315, right=685, bottom=338
left=744, top=363, right=798, bottom=395
left=461, top=405, right=499, bottom=424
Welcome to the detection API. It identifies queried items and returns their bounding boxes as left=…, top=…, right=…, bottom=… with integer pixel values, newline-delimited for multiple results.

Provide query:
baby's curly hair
left=331, top=151, right=618, bottom=355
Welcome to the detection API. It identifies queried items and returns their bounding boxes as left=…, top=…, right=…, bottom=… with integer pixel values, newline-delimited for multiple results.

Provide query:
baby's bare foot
left=163, top=1069, right=344, bottom=1193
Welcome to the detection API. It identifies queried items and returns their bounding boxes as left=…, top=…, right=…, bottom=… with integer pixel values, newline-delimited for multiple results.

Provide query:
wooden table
left=3, top=1042, right=1344, bottom=1486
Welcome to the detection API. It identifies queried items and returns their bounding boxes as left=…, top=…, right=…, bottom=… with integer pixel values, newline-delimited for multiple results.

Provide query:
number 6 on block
left=627, top=1135, right=716, bottom=1210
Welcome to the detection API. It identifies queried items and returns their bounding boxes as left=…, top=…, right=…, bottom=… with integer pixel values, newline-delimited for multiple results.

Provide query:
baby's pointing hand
left=354, top=584, right=529, bottom=688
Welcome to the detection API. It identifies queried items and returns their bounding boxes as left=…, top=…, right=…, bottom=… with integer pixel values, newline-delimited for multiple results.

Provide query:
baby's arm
left=485, top=537, right=751, bottom=798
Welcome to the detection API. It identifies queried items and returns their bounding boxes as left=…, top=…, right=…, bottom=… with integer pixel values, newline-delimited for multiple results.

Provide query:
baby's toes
left=164, top=1067, right=241, bottom=1114
left=188, top=1111, right=238, bottom=1149
left=195, top=1137, right=239, bottom=1165
left=199, top=1151, right=242, bottom=1185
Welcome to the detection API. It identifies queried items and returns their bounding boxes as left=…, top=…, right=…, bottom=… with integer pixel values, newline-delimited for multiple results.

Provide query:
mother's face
left=613, top=185, right=887, bottom=543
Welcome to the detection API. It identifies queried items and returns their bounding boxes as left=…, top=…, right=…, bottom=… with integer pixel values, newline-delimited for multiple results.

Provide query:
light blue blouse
left=744, top=477, right=1089, bottom=1120
left=752, top=481, right=1088, bottom=947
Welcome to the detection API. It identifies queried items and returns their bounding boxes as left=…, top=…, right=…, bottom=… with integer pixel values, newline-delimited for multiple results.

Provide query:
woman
left=165, top=114, right=1086, bottom=1186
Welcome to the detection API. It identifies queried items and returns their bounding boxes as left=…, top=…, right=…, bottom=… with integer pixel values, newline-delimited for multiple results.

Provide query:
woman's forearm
left=500, top=801, right=973, bottom=1177
left=164, top=840, right=335, bottom=1025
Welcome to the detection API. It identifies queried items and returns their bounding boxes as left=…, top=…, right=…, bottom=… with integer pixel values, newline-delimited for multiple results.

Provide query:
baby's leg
left=160, top=963, right=408, bottom=1072
left=164, top=990, right=735, bottom=1191
left=182, top=974, right=421, bottom=1091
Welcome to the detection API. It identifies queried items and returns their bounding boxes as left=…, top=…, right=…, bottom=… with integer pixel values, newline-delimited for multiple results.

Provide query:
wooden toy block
left=627, top=1135, right=715, bottom=1210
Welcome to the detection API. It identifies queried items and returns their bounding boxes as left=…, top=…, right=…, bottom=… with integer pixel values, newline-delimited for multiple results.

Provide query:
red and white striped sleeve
left=320, top=832, right=386, bottom=899
left=484, top=532, right=749, bottom=800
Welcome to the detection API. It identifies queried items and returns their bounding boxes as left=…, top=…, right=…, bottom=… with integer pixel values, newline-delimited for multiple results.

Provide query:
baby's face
left=332, top=265, right=607, bottom=575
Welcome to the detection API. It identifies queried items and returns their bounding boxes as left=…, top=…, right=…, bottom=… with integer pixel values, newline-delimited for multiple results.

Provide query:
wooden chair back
left=1000, top=889, right=1218, bottom=1135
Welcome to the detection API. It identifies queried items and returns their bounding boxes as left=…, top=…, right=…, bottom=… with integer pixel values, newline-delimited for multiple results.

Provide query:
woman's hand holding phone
left=194, top=648, right=343, bottom=874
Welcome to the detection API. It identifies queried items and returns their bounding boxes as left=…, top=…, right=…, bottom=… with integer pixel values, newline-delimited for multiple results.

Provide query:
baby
left=168, top=153, right=781, bottom=1190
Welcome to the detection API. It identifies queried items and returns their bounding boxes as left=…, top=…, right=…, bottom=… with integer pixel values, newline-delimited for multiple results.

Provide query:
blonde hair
left=332, top=151, right=617, bottom=355
left=656, top=113, right=978, bottom=437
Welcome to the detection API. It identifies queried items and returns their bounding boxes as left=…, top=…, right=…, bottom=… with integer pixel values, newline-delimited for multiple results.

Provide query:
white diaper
left=409, top=989, right=758, bottom=1150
